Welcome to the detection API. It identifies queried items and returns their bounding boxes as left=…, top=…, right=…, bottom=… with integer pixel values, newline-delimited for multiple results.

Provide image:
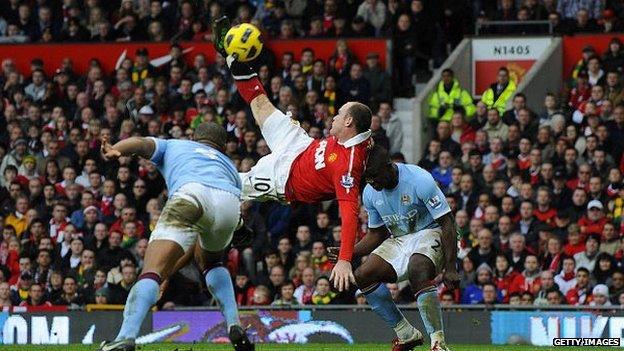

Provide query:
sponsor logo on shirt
left=314, top=140, right=328, bottom=170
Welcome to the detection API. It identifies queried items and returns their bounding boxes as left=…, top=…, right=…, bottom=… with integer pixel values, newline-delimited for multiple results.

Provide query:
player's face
left=330, top=102, right=353, bottom=137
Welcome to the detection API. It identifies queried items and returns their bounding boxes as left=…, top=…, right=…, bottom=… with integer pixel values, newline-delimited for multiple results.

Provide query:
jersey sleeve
left=148, top=137, right=167, bottom=165
left=415, top=168, right=451, bottom=220
left=337, top=199, right=359, bottom=262
left=363, top=188, right=384, bottom=229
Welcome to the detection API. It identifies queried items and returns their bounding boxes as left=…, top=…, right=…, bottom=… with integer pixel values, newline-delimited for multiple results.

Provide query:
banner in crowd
left=0, top=311, right=151, bottom=345
left=562, top=34, right=624, bottom=77
left=0, top=39, right=388, bottom=78
left=491, top=311, right=624, bottom=346
left=471, top=37, right=552, bottom=96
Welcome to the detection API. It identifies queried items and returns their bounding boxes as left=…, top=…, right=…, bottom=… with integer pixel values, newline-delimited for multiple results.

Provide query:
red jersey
left=286, top=132, right=371, bottom=261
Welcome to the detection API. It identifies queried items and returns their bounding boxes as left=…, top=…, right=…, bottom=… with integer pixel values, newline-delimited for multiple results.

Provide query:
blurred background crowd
left=1, top=0, right=624, bottom=311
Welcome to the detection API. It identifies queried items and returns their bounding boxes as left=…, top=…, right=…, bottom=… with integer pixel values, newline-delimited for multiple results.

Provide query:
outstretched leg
left=195, top=245, right=253, bottom=351
left=354, top=254, right=423, bottom=349
left=115, top=240, right=184, bottom=341
left=408, top=253, right=448, bottom=350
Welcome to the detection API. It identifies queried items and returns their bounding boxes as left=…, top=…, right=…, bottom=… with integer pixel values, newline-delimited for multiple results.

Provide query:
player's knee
left=354, top=267, right=372, bottom=289
left=407, top=254, right=435, bottom=286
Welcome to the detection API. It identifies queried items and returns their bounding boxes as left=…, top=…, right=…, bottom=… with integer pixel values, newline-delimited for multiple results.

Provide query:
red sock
left=235, top=76, right=267, bottom=104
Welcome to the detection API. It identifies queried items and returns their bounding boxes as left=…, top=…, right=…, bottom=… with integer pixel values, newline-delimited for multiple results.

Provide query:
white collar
left=339, top=130, right=371, bottom=148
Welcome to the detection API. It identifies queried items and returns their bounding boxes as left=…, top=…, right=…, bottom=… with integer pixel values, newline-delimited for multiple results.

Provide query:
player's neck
left=336, top=130, right=357, bottom=144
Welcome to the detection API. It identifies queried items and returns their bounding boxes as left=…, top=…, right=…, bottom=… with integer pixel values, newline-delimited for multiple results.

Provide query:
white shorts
left=240, top=110, right=313, bottom=202
left=372, top=228, right=444, bottom=282
left=149, top=183, right=241, bottom=252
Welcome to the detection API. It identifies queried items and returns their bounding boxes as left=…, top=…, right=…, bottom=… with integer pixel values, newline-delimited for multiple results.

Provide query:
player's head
left=363, top=145, right=398, bottom=191
left=330, top=101, right=371, bottom=139
left=193, top=122, right=227, bottom=152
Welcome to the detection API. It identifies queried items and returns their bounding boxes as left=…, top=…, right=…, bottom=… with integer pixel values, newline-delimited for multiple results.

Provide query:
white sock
left=393, top=317, right=417, bottom=341
left=431, top=330, right=446, bottom=347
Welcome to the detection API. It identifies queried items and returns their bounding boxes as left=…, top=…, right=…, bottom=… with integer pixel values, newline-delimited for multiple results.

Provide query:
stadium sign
left=0, top=312, right=151, bottom=345
left=492, top=311, right=624, bottom=346
left=471, top=37, right=552, bottom=96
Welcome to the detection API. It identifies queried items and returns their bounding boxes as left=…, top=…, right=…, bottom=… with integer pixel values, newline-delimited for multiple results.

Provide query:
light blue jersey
left=363, top=163, right=450, bottom=237
left=149, top=138, right=242, bottom=197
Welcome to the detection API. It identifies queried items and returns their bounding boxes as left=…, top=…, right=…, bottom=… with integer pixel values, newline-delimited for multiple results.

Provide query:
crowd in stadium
left=1, top=0, right=624, bottom=311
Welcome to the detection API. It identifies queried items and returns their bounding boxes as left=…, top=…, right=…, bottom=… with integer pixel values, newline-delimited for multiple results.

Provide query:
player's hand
left=225, top=54, right=258, bottom=81
left=101, top=135, right=121, bottom=160
left=327, top=247, right=339, bottom=263
left=330, top=260, right=355, bottom=292
left=442, top=267, right=460, bottom=290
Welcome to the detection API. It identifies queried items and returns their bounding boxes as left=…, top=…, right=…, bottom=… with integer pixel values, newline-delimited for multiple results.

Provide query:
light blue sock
left=116, top=278, right=159, bottom=341
left=364, top=283, right=404, bottom=328
left=206, top=266, right=240, bottom=329
left=417, top=287, right=443, bottom=336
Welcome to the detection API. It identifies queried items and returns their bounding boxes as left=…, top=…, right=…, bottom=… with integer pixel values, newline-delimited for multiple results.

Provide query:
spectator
left=590, top=284, right=612, bottom=306
left=565, top=267, right=592, bottom=305
left=462, top=263, right=494, bottom=304
left=554, top=256, right=577, bottom=295
left=338, top=63, right=370, bottom=107
left=54, top=276, right=85, bottom=306
left=0, top=282, right=12, bottom=307
left=509, top=254, right=541, bottom=295
left=362, top=53, right=391, bottom=107
left=468, top=228, right=498, bottom=268
left=545, top=287, right=565, bottom=305
left=311, top=276, right=335, bottom=305
left=294, top=267, right=316, bottom=305
left=19, top=283, right=53, bottom=308
left=109, top=264, right=137, bottom=304
left=483, top=109, right=509, bottom=142
left=574, top=233, right=600, bottom=271
left=356, top=0, right=386, bottom=35
left=533, top=270, right=557, bottom=305
left=600, top=223, right=619, bottom=255
left=493, top=254, right=517, bottom=302
left=481, top=67, right=517, bottom=116
left=251, top=285, right=271, bottom=306
left=594, top=252, right=616, bottom=285
left=271, top=281, right=299, bottom=306
left=429, top=69, right=475, bottom=123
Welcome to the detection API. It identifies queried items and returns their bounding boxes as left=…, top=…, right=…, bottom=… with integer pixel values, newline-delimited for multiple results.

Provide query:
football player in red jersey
left=214, top=17, right=372, bottom=292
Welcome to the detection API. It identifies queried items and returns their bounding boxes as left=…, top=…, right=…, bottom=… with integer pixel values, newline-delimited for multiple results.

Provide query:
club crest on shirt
left=401, top=194, right=411, bottom=205
left=327, top=153, right=338, bottom=163
left=427, top=195, right=442, bottom=209
left=340, top=174, right=354, bottom=189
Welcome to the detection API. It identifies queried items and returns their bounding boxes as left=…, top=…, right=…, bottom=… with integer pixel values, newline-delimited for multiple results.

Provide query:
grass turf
left=0, top=344, right=612, bottom=351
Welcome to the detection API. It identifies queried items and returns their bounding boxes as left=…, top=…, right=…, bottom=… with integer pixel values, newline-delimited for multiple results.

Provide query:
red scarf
left=549, top=253, right=562, bottom=272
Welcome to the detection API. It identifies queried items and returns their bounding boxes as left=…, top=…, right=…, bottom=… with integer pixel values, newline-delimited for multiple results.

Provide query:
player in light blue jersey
left=330, top=146, right=459, bottom=351
left=98, top=123, right=253, bottom=351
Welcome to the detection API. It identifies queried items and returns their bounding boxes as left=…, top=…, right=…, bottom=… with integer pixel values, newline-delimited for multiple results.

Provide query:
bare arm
left=328, top=226, right=389, bottom=262
left=435, top=211, right=460, bottom=289
left=103, top=136, right=156, bottom=160
left=249, top=94, right=278, bottom=127
left=353, top=226, right=390, bottom=258
left=435, top=212, right=458, bottom=270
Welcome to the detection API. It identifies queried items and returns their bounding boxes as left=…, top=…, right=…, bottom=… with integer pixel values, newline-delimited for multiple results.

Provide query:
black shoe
left=229, top=325, right=254, bottom=351
left=97, top=339, right=135, bottom=351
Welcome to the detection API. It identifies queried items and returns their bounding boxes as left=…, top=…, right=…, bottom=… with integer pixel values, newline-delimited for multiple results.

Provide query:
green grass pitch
left=0, top=344, right=612, bottom=351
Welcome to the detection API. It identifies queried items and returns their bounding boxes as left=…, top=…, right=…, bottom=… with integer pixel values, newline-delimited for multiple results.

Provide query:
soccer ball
left=224, top=23, right=263, bottom=62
